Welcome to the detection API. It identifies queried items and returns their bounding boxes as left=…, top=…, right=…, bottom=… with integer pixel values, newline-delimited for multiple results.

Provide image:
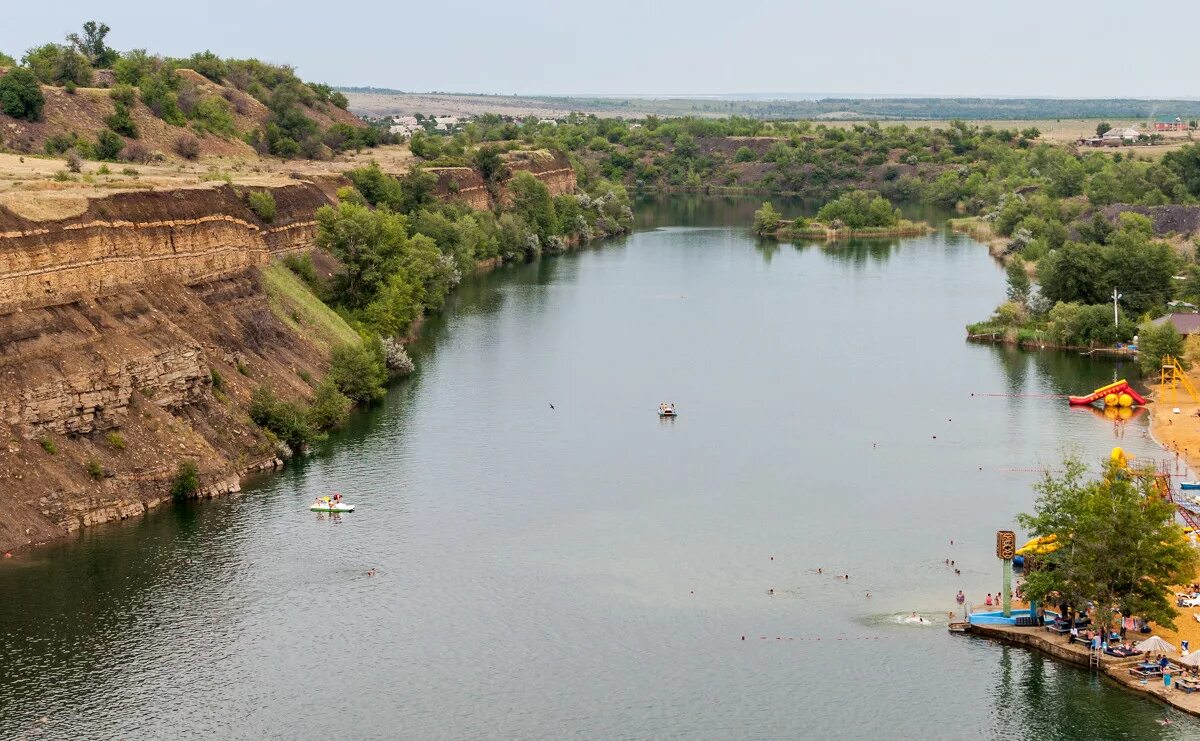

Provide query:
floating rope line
left=970, top=392, right=1072, bottom=398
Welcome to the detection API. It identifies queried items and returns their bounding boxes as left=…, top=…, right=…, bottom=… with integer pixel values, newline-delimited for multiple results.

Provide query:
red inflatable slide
left=1068, top=379, right=1147, bottom=407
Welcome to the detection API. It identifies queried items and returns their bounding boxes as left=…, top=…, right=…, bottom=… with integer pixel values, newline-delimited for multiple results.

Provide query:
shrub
left=86, top=457, right=104, bottom=480
left=97, top=164, right=110, bottom=175
left=0, top=67, right=45, bottom=121
left=734, top=146, right=756, bottom=162
left=249, top=386, right=318, bottom=450
left=307, top=379, right=352, bottom=430
left=752, top=201, right=781, bottom=234
left=105, top=432, right=126, bottom=450
left=247, top=190, right=277, bottom=222
left=174, top=133, right=201, bottom=160
left=105, top=106, right=138, bottom=138
left=44, top=132, right=79, bottom=154
left=65, top=150, right=83, bottom=173
left=282, top=253, right=316, bottom=283
left=170, top=461, right=200, bottom=501
left=209, top=369, right=224, bottom=391
left=109, top=83, right=136, bottom=107
left=39, top=436, right=57, bottom=454
left=94, top=129, right=124, bottom=160
left=120, top=142, right=153, bottom=164
left=122, top=167, right=139, bottom=176
left=190, top=96, right=235, bottom=136
left=327, top=339, right=389, bottom=404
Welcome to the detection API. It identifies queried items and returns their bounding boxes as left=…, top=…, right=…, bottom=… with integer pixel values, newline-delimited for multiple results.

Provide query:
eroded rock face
left=2, top=344, right=209, bottom=435
left=0, top=182, right=332, bottom=314
left=429, top=150, right=577, bottom=209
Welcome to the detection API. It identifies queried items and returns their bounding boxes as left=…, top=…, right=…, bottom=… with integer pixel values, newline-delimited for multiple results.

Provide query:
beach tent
left=1136, top=636, right=1177, bottom=654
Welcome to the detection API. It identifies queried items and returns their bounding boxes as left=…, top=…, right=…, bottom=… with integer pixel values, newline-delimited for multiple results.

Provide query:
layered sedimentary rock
left=0, top=182, right=331, bottom=313
left=0, top=152, right=580, bottom=552
left=431, top=150, right=577, bottom=209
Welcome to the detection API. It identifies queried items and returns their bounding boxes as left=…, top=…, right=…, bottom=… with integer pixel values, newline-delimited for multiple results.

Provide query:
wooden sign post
left=996, top=530, right=1016, bottom=618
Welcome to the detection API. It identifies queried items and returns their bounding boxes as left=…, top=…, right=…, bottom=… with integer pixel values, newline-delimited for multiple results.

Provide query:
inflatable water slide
left=1067, top=379, right=1146, bottom=407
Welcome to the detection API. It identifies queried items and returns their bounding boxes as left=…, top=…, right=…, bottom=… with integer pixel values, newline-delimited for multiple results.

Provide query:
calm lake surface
left=2, top=195, right=1195, bottom=740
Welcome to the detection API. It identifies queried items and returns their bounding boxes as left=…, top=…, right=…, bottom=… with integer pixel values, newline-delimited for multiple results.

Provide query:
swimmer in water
left=767, top=589, right=774, bottom=595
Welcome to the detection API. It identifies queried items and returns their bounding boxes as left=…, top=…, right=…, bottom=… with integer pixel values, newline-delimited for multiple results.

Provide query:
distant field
left=343, top=89, right=1200, bottom=125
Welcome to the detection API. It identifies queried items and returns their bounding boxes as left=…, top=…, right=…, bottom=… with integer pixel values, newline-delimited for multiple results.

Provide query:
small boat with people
left=658, top=402, right=677, bottom=418
left=311, top=494, right=354, bottom=513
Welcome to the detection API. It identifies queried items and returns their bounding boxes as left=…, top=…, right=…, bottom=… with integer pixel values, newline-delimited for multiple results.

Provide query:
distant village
left=366, top=113, right=563, bottom=139
left=1079, top=117, right=1196, bottom=147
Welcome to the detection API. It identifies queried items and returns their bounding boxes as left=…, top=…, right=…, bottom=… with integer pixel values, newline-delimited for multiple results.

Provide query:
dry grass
left=0, top=143, right=417, bottom=217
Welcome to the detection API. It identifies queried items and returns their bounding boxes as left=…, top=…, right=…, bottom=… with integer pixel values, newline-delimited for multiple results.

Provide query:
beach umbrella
left=1136, top=635, right=1177, bottom=654
left=1178, top=652, right=1200, bottom=668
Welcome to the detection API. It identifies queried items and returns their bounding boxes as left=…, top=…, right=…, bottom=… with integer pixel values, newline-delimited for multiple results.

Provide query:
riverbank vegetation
left=753, top=191, right=930, bottom=240
left=1018, top=455, right=1196, bottom=631
left=405, top=112, right=1199, bottom=351
left=244, top=158, right=633, bottom=451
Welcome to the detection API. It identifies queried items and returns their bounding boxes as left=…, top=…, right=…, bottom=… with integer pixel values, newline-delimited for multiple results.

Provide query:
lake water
left=1, top=195, right=1195, bottom=740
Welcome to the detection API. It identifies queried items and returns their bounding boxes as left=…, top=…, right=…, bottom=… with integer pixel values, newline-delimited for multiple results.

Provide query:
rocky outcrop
left=0, top=182, right=333, bottom=313
left=0, top=270, right=332, bottom=553
left=430, top=150, right=577, bottom=209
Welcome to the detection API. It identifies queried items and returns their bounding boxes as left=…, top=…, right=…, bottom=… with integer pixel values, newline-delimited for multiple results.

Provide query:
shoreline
left=966, top=622, right=1200, bottom=716
left=1, top=228, right=629, bottom=556
left=968, top=378, right=1200, bottom=716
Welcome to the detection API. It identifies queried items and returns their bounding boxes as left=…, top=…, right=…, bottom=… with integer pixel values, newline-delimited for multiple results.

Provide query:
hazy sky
left=2, top=1, right=1197, bottom=98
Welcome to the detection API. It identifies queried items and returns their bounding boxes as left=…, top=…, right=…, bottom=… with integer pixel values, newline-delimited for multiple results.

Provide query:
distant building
left=538, top=118, right=559, bottom=127
left=1151, top=313, right=1200, bottom=337
left=1103, top=127, right=1141, bottom=141
left=1155, top=117, right=1186, bottom=132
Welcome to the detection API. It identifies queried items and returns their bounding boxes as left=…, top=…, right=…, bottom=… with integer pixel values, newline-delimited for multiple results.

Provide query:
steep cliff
left=430, top=150, right=577, bottom=209
left=0, top=181, right=339, bottom=552
left=0, top=151, right=581, bottom=553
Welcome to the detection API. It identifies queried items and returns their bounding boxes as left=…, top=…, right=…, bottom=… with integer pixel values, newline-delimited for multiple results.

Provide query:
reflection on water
left=0, top=196, right=1195, bottom=740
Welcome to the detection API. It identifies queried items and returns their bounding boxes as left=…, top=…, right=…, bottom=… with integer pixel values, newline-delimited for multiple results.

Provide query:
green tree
left=816, top=190, right=899, bottom=229
left=0, top=51, right=15, bottom=67
left=752, top=201, right=781, bottom=235
left=315, top=202, right=409, bottom=307
left=474, top=145, right=506, bottom=182
left=327, top=339, right=389, bottom=404
left=67, top=21, right=118, bottom=68
left=1163, top=144, right=1200, bottom=199
left=1096, top=121, right=1112, bottom=137
left=0, top=67, right=45, bottom=121
left=508, top=171, right=557, bottom=238
left=1138, top=320, right=1186, bottom=374
left=23, top=44, right=92, bottom=86
left=1005, top=255, right=1031, bottom=306
left=1017, top=456, right=1196, bottom=632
